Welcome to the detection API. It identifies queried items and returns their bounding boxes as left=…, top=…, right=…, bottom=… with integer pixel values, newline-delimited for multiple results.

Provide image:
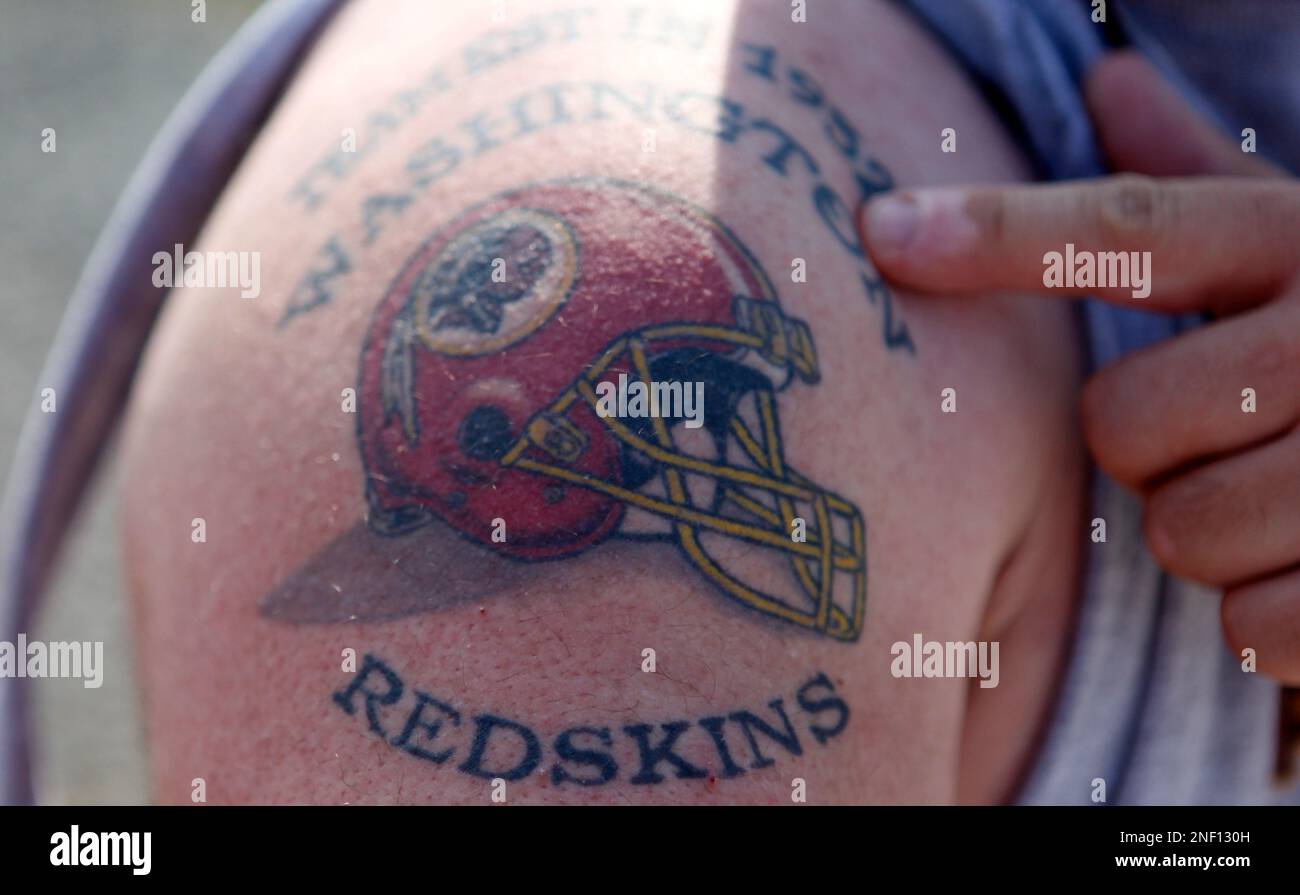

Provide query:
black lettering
left=551, top=726, right=618, bottom=786
left=458, top=714, right=542, bottom=781
left=749, top=119, right=819, bottom=178
left=280, top=236, right=352, bottom=326
left=739, top=42, right=777, bottom=81
left=825, top=107, right=859, bottom=160
left=461, top=110, right=515, bottom=157
left=697, top=717, right=746, bottom=779
left=509, top=83, right=574, bottom=137
left=787, top=68, right=824, bottom=107
left=813, top=183, right=864, bottom=258
left=361, top=193, right=414, bottom=245
left=332, top=654, right=403, bottom=738
left=289, top=152, right=353, bottom=211
left=359, top=109, right=403, bottom=157
left=288, top=167, right=329, bottom=211
left=391, top=691, right=462, bottom=763
left=406, top=137, right=462, bottom=191
left=853, top=156, right=895, bottom=203
left=728, top=699, right=802, bottom=769
left=624, top=722, right=708, bottom=784
left=796, top=672, right=850, bottom=745
left=860, top=272, right=916, bottom=355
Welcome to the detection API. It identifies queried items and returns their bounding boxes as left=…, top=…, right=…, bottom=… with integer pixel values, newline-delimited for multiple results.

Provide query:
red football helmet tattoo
left=358, top=178, right=866, bottom=639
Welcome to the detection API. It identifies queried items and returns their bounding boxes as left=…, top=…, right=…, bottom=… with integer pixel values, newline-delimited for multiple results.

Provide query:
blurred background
left=0, top=0, right=262, bottom=804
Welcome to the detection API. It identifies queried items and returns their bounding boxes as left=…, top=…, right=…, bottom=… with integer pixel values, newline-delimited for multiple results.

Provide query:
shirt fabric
left=897, top=0, right=1300, bottom=805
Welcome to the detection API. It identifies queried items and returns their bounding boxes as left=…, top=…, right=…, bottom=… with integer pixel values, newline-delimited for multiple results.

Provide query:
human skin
left=861, top=52, right=1300, bottom=683
left=118, top=0, right=1084, bottom=804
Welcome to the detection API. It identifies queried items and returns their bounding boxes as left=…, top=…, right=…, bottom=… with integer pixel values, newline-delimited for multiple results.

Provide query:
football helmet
left=357, top=178, right=866, bottom=640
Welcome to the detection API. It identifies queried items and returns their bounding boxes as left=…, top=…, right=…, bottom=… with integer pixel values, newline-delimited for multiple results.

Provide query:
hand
left=857, top=52, right=1300, bottom=682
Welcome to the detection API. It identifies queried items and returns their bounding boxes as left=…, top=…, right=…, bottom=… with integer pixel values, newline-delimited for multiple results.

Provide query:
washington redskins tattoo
left=348, top=178, right=866, bottom=640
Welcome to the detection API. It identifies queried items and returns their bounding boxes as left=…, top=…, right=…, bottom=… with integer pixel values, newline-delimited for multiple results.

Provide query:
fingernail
left=863, top=194, right=920, bottom=256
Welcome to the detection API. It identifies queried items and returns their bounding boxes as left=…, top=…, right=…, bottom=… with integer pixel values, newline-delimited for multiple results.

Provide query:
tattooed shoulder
left=262, top=179, right=866, bottom=639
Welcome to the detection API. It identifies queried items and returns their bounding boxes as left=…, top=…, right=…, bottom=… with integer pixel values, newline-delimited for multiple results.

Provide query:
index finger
left=857, top=176, right=1300, bottom=313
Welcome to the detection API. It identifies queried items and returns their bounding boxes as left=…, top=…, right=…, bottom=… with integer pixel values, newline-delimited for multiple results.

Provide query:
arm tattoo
left=333, top=655, right=850, bottom=789
left=261, top=11, right=901, bottom=639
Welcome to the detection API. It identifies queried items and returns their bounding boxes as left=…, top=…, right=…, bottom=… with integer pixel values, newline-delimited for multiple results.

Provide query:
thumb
left=1085, top=50, right=1280, bottom=178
